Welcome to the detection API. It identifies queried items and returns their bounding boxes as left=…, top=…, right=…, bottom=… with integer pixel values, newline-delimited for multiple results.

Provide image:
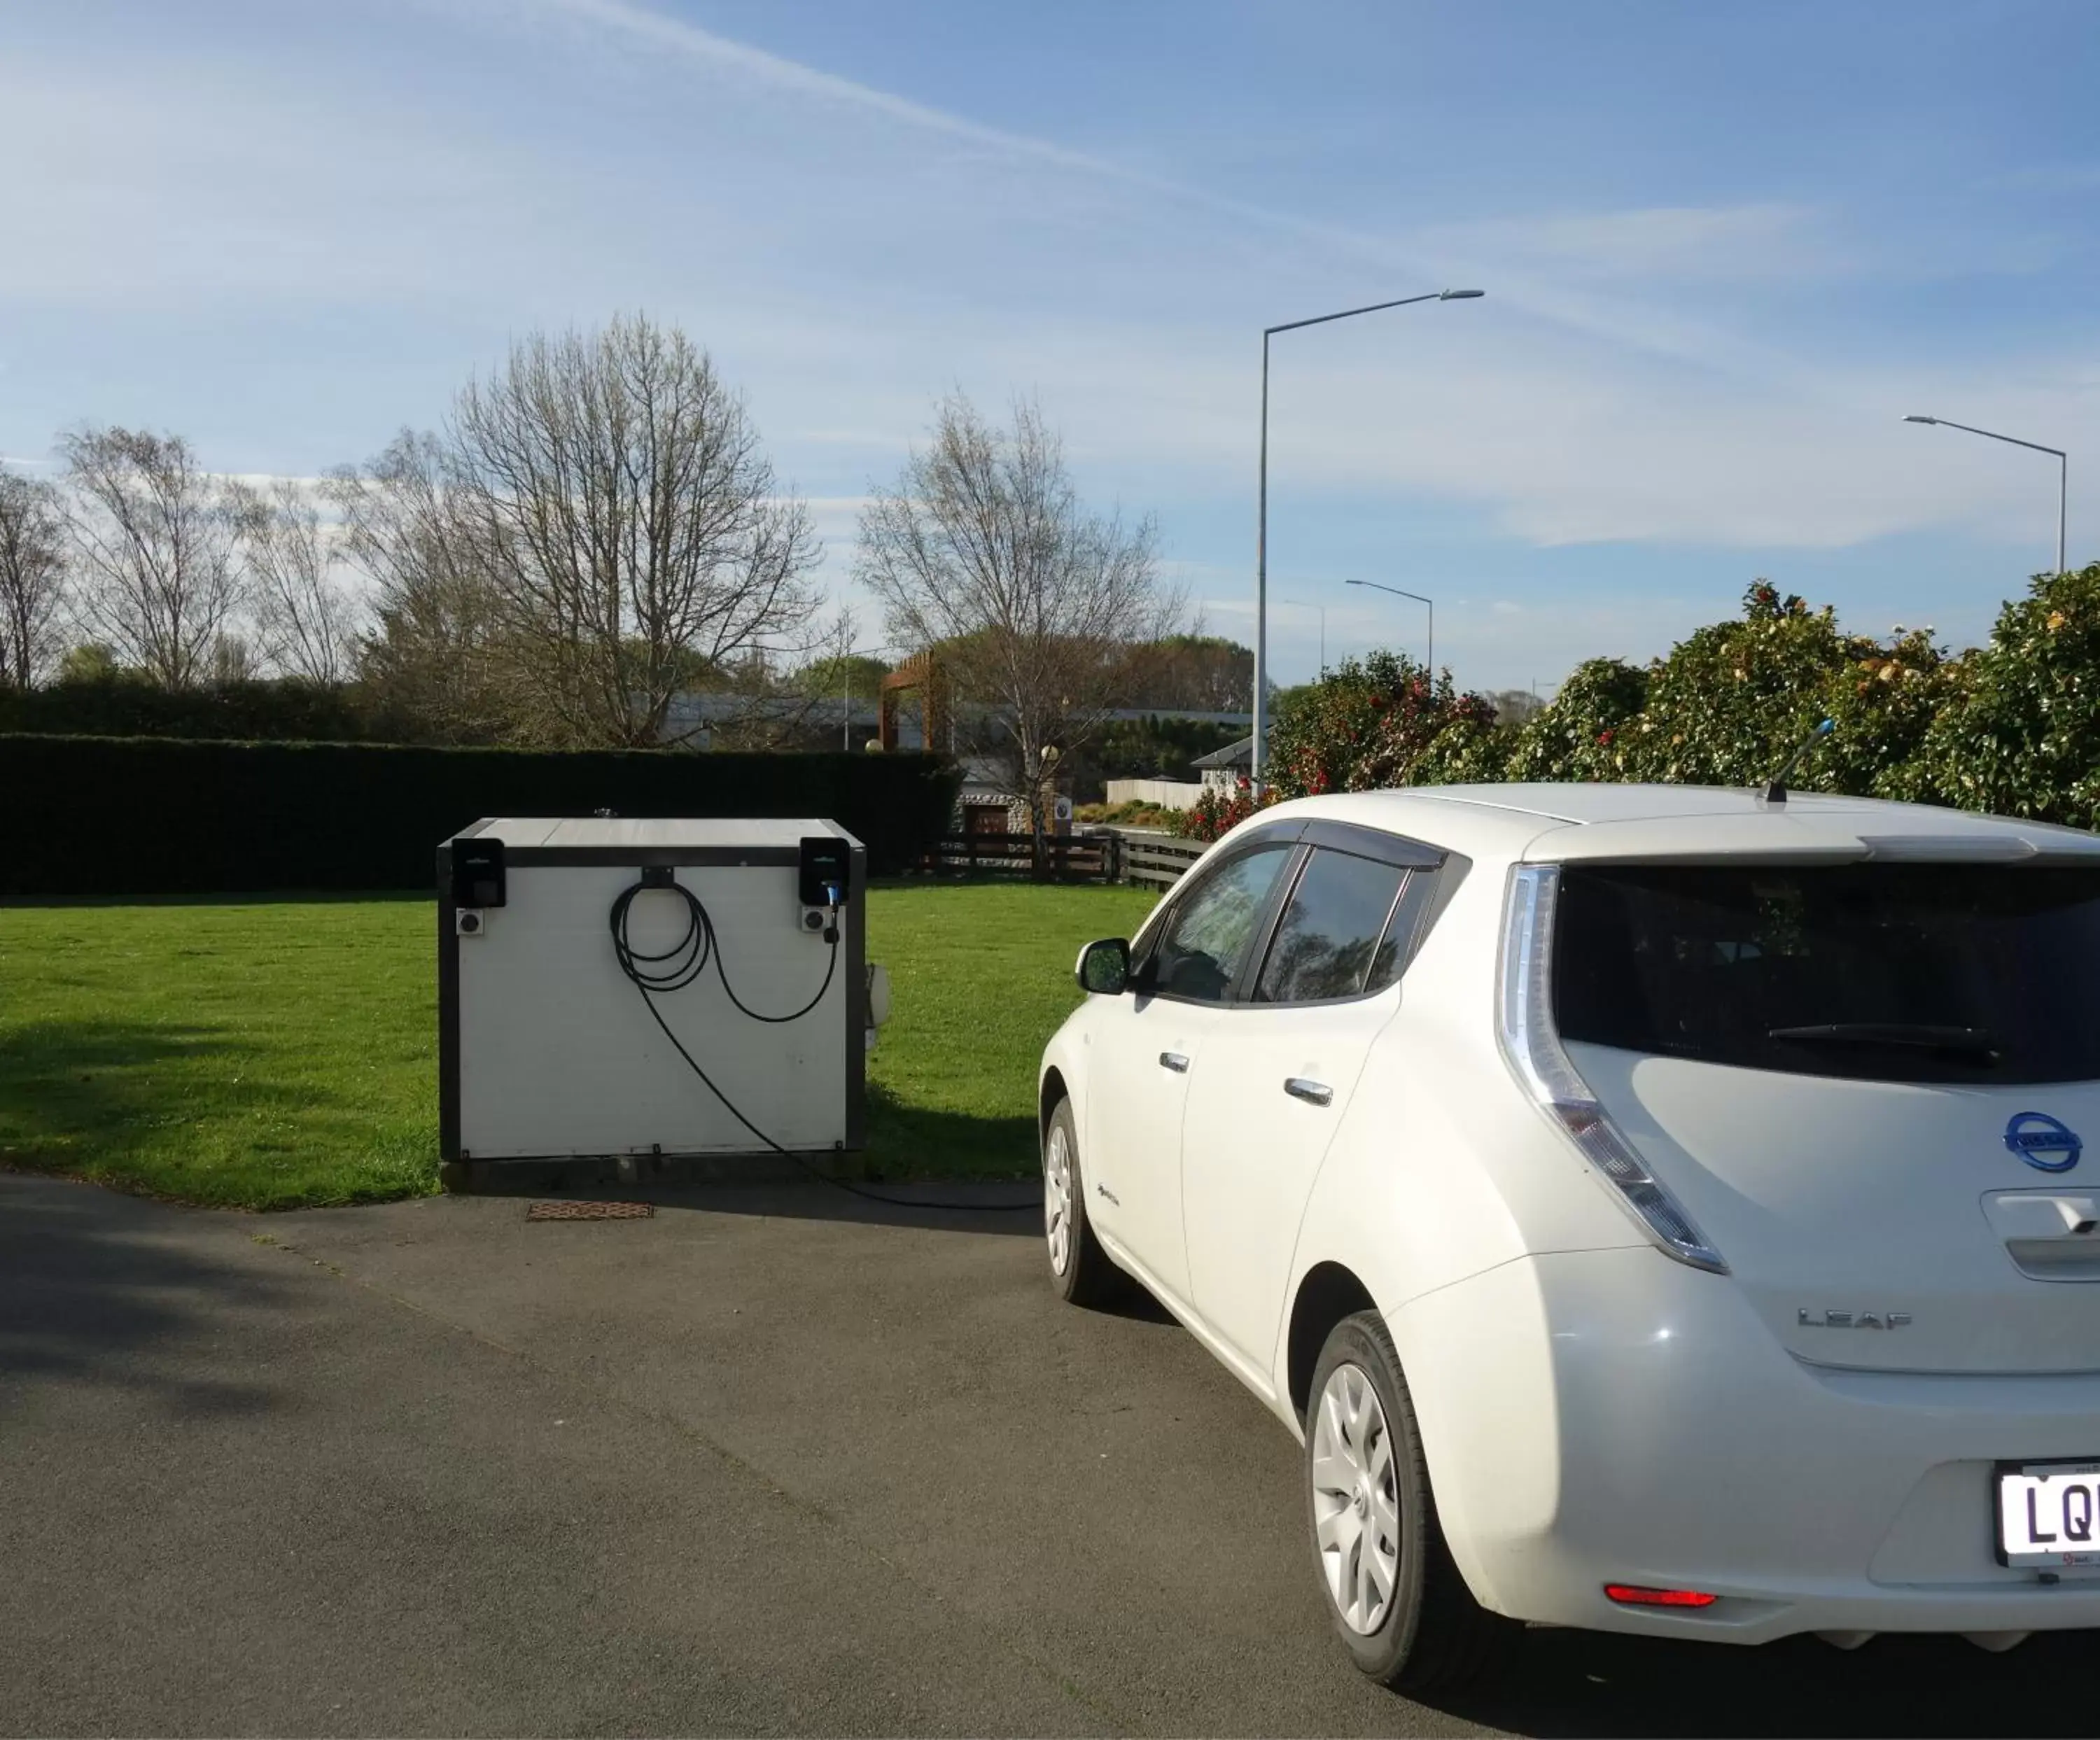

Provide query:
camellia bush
left=1175, top=651, right=1501, bottom=842
left=1582, top=582, right=1953, bottom=794
left=1884, top=563, right=2100, bottom=828
left=1266, top=650, right=1502, bottom=798
left=1501, top=657, right=1648, bottom=784
left=1177, top=776, right=1263, bottom=843
left=1167, top=566, right=2100, bottom=839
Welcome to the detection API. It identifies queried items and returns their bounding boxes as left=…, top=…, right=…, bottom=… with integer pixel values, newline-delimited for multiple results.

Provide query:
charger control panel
left=798, top=835, right=850, bottom=936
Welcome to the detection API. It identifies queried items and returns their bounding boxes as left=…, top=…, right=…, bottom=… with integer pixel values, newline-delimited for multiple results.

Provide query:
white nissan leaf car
left=1037, top=783, right=2100, bottom=1691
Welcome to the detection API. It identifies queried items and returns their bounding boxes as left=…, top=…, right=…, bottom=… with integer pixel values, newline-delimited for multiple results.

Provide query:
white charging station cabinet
left=438, top=818, right=867, bottom=1177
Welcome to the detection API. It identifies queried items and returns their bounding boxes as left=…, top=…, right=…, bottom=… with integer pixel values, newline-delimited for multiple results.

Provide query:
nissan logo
left=2004, top=1111, right=2083, bottom=1174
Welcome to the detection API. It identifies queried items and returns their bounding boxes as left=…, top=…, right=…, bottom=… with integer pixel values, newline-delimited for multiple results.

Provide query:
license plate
left=1996, top=1460, right=2100, bottom=1571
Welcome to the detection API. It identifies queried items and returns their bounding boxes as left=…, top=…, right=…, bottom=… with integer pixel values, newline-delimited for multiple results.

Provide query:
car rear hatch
left=1518, top=822, right=2100, bottom=1375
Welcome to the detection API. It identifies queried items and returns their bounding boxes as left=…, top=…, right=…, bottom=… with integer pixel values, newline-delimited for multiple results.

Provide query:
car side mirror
left=1074, top=936, right=1131, bottom=995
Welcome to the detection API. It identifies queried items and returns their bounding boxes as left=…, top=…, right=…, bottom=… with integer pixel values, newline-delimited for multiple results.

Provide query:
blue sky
left=5, top=0, right=2098, bottom=692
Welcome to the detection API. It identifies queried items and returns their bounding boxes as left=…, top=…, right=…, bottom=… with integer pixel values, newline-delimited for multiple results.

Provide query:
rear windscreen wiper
left=1768, top=1022, right=2000, bottom=1059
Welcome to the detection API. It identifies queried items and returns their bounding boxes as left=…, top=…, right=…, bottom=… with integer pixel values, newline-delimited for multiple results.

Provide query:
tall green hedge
left=0, top=736, right=960, bottom=896
left=0, top=678, right=398, bottom=742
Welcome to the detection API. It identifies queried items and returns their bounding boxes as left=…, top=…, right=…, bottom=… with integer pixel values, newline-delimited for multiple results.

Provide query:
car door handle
left=1158, top=1051, right=1189, bottom=1073
left=1283, top=1077, right=1333, bottom=1107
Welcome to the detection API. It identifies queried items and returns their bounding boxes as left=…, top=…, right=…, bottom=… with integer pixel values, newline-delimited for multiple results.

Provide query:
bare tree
left=228, top=477, right=363, bottom=685
left=328, top=430, right=507, bottom=741
left=0, top=468, right=68, bottom=688
left=60, top=426, right=244, bottom=689
left=856, top=394, right=1182, bottom=845
left=445, top=314, right=822, bottom=747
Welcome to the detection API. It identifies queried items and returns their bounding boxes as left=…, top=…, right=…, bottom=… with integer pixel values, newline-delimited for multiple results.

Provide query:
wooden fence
left=1102, top=829, right=1206, bottom=889
left=913, top=832, right=1111, bottom=881
left=909, top=826, right=1205, bottom=889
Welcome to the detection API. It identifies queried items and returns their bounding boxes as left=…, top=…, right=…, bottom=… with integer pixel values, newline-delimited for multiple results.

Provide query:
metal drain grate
left=524, top=1200, right=657, bottom=1222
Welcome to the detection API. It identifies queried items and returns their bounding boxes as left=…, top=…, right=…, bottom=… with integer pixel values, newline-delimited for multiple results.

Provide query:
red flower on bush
left=1597, top=728, right=1615, bottom=745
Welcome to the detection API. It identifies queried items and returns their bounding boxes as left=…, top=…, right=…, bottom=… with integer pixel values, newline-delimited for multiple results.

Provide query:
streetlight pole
left=1282, top=598, right=1326, bottom=675
left=1254, top=288, right=1483, bottom=786
left=1345, top=578, right=1435, bottom=675
left=1904, top=414, right=2068, bottom=575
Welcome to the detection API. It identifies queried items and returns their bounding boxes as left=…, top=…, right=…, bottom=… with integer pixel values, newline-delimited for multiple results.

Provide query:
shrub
left=1077, top=799, right=1186, bottom=829
left=1264, top=651, right=1501, bottom=799
left=1175, top=777, right=1269, bottom=843
left=1594, top=582, right=1949, bottom=792
left=1884, top=563, right=2100, bottom=827
left=1502, top=658, right=1649, bottom=783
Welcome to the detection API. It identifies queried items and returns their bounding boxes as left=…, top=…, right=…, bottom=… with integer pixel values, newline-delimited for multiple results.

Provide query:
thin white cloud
left=1417, top=203, right=1842, bottom=283
left=502, top=0, right=1838, bottom=384
left=513, top=0, right=1133, bottom=183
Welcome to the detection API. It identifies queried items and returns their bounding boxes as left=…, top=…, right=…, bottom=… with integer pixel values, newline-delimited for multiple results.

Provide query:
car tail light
left=1604, top=1583, right=1719, bottom=1608
left=1497, top=864, right=1728, bottom=1275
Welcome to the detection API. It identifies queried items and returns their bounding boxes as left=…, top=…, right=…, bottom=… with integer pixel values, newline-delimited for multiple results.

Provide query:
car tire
left=1305, top=1310, right=1513, bottom=1695
left=1042, top=1097, right=1119, bottom=1307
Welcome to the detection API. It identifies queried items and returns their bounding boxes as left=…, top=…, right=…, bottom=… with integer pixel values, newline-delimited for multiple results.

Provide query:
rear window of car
left=1553, top=862, right=2100, bottom=1084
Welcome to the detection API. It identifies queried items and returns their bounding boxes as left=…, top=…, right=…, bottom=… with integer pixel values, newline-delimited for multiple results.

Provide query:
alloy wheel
left=1310, top=1361, right=1401, bottom=1634
left=1044, top=1121, right=1074, bottom=1275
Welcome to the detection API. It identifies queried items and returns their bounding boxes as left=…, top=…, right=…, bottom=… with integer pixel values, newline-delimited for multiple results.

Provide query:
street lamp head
left=1439, top=288, right=1485, bottom=300
left=1903, top=415, right=1938, bottom=426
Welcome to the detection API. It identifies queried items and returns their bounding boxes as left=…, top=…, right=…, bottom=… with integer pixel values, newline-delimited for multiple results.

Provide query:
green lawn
left=0, top=880, right=1156, bottom=1210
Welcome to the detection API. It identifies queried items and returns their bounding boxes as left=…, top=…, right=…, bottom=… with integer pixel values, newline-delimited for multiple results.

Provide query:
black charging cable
left=608, top=873, right=1036, bottom=1215
left=610, top=875, right=839, bottom=1018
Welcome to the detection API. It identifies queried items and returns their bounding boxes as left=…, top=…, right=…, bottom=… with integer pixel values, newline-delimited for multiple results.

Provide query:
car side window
left=1254, top=848, right=1410, bottom=1004
left=1149, top=843, right=1294, bottom=1004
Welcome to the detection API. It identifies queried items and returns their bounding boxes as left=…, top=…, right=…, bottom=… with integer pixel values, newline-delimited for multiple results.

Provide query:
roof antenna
left=1760, top=718, right=1835, bottom=806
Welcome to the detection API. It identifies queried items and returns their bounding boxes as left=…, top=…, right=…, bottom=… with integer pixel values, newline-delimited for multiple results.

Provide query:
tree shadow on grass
left=0, top=1172, right=288, bottom=1419
left=0, top=1017, right=248, bottom=1173
left=0, top=1016, right=426, bottom=1209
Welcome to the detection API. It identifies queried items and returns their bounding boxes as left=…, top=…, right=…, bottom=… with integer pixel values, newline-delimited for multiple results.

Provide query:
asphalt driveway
left=2, top=1169, right=2092, bottom=1737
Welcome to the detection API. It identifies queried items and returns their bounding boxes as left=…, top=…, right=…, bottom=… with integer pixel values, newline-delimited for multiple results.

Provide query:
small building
left=1191, top=734, right=1254, bottom=794
left=953, top=755, right=1079, bottom=836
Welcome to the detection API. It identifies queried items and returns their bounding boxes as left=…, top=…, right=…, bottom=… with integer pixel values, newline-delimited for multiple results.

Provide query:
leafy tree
left=1125, top=632, right=1251, bottom=710
left=795, top=652, right=890, bottom=701
left=57, top=643, right=125, bottom=684
left=1084, top=713, right=1241, bottom=783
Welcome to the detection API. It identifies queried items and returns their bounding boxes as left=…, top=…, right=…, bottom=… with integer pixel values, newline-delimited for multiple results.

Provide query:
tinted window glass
left=1555, top=864, right=2100, bottom=1084
left=1150, top=844, right=1292, bottom=1003
left=1256, top=850, right=1408, bottom=1003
